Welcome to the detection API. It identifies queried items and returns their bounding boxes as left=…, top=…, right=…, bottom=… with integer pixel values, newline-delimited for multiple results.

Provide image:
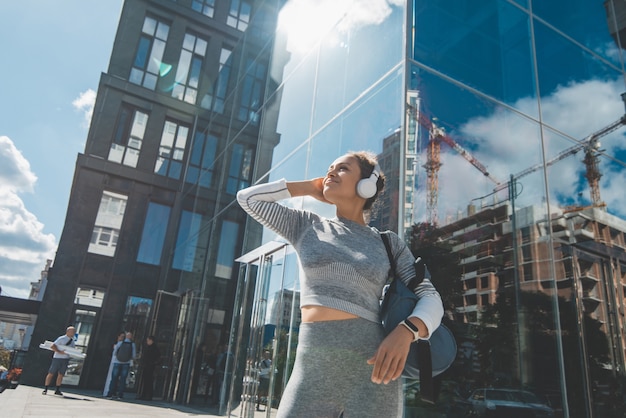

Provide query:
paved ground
left=2, top=384, right=224, bottom=417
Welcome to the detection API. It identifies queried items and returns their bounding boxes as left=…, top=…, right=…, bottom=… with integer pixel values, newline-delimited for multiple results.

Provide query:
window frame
left=191, top=0, right=215, bottom=17
left=154, top=119, right=190, bottom=179
left=88, top=191, right=128, bottom=257
left=172, top=32, right=208, bottom=105
left=129, top=16, right=170, bottom=90
left=226, top=143, right=254, bottom=194
left=226, top=0, right=252, bottom=31
left=108, top=105, right=149, bottom=167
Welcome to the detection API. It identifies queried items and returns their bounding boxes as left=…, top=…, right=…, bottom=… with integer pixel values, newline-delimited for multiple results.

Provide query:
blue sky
left=2, top=0, right=625, bottom=299
left=0, top=1, right=123, bottom=298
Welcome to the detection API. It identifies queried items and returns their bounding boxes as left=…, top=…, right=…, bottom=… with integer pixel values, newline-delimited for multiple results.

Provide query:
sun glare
left=277, top=0, right=350, bottom=53
left=277, top=0, right=401, bottom=54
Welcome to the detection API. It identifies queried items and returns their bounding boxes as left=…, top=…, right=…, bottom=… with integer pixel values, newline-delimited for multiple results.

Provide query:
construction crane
left=493, top=113, right=626, bottom=210
left=408, top=104, right=501, bottom=225
left=410, top=98, right=626, bottom=224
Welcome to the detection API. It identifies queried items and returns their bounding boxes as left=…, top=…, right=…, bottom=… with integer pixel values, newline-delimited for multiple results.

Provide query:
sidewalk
left=2, top=384, right=222, bottom=417
left=2, top=384, right=276, bottom=417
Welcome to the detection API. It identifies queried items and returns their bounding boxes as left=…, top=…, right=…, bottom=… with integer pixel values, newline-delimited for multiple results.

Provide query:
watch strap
left=401, top=319, right=420, bottom=342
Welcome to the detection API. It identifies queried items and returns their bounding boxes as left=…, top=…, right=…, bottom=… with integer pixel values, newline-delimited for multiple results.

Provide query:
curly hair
left=347, top=151, right=385, bottom=211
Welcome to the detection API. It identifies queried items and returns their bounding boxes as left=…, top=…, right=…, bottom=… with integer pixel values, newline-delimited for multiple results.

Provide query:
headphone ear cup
left=357, top=164, right=381, bottom=199
left=357, top=178, right=377, bottom=199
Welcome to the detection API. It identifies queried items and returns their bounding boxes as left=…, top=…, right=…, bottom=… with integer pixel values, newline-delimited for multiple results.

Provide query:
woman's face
left=323, top=155, right=363, bottom=202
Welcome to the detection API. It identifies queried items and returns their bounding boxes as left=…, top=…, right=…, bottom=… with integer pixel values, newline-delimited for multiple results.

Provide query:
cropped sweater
left=237, top=179, right=443, bottom=338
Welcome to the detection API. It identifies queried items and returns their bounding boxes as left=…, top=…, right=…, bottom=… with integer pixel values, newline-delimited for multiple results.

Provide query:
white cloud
left=595, top=41, right=623, bottom=65
left=278, top=0, right=400, bottom=52
left=72, top=89, right=96, bottom=128
left=420, top=78, right=626, bottom=224
left=0, top=135, right=37, bottom=193
left=600, top=164, right=626, bottom=211
left=0, top=136, right=56, bottom=299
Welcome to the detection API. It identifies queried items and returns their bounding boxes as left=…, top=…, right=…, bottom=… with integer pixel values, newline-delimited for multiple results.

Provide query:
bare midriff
left=301, top=305, right=358, bottom=323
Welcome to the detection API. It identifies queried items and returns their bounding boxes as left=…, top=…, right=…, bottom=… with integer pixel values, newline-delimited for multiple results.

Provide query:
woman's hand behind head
left=310, top=177, right=331, bottom=203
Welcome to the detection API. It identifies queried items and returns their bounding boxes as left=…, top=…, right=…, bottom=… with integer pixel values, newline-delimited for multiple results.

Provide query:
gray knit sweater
left=237, top=179, right=443, bottom=337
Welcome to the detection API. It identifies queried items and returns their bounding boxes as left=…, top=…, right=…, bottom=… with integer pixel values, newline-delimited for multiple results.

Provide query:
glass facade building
left=232, top=1, right=626, bottom=417
left=22, top=1, right=626, bottom=417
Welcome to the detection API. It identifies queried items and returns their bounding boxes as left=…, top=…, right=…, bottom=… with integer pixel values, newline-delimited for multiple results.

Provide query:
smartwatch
left=400, top=319, right=420, bottom=342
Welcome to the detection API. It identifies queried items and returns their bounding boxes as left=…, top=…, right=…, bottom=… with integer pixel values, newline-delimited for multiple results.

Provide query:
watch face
left=402, top=320, right=419, bottom=341
left=404, top=319, right=419, bottom=332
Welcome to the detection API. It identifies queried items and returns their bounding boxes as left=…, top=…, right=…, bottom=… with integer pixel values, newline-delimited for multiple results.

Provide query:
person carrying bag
left=238, top=151, right=445, bottom=417
left=380, top=232, right=457, bottom=403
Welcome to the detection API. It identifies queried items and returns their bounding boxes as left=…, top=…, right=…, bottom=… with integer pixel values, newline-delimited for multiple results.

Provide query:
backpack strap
left=380, top=231, right=436, bottom=403
left=380, top=232, right=425, bottom=290
left=381, top=232, right=396, bottom=282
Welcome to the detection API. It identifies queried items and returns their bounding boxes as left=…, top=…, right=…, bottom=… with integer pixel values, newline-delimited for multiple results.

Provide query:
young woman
left=237, top=151, right=443, bottom=417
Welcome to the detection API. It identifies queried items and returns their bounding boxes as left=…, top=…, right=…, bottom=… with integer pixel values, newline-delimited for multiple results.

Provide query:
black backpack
left=116, top=341, right=133, bottom=362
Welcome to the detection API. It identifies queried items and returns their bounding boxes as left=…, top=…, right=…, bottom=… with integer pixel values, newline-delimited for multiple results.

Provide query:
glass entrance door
left=67, top=287, right=105, bottom=386
left=226, top=240, right=301, bottom=417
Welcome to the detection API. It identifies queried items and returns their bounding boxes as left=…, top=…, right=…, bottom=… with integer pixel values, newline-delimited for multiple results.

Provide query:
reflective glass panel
left=413, top=0, right=535, bottom=113
left=137, top=203, right=171, bottom=265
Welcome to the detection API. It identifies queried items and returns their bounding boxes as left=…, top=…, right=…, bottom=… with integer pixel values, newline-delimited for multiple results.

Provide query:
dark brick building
left=22, top=0, right=282, bottom=405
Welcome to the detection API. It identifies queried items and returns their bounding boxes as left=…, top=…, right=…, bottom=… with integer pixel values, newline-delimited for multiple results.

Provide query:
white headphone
left=356, top=164, right=381, bottom=199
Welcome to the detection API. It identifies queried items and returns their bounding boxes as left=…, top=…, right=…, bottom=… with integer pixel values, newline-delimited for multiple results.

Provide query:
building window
left=172, top=210, right=209, bottom=272
left=172, top=33, right=208, bottom=105
left=521, top=226, right=531, bottom=244
left=563, top=257, right=574, bottom=279
left=191, top=0, right=215, bottom=17
left=202, top=47, right=232, bottom=112
left=523, top=266, right=533, bottom=282
left=465, top=294, right=477, bottom=306
left=155, top=120, right=189, bottom=179
left=108, top=106, right=149, bottom=167
left=137, top=203, right=171, bottom=265
left=522, top=244, right=532, bottom=262
left=227, top=0, right=251, bottom=31
left=238, top=57, right=266, bottom=124
left=74, top=287, right=105, bottom=308
left=226, top=143, right=253, bottom=194
left=88, top=191, right=128, bottom=257
left=216, top=220, right=239, bottom=278
left=246, top=6, right=272, bottom=41
left=91, top=227, right=119, bottom=251
left=480, top=276, right=488, bottom=289
left=186, top=131, right=218, bottom=188
left=130, top=16, right=170, bottom=90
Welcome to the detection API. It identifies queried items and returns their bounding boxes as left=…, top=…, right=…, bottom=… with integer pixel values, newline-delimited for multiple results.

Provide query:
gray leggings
left=277, top=317, right=403, bottom=418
